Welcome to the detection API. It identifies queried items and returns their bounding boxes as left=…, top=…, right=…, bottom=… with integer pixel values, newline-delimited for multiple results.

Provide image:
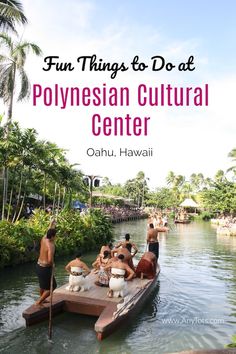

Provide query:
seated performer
left=111, top=245, right=135, bottom=271
left=94, top=250, right=111, bottom=287
left=65, top=253, right=90, bottom=292
left=146, top=223, right=159, bottom=260
left=135, top=251, right=157, bottom=279
left=93, top=242, right=113, bottom=273
left=104, top=254, right=135, bottom=298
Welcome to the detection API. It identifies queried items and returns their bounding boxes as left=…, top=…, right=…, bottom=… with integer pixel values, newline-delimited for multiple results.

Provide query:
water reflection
left=0, top=220, right=236, bottom=353
left=216, top=233, right=236, bottom=250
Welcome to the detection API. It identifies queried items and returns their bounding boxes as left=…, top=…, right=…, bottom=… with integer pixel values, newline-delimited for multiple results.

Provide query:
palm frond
left=227, top=166, right=236, bottom=173
left=0, top=54, right=8, bottom=62
left=0, top=63, right=14, bottom=102
left=228, top=148, right=236, bottom=158
left=12, top=42, right=42, bottom=67
left=17, top=41, right=43, bottom=56
left=0, top=1, right=24, bottom=12
left=0, top=14, right=15, bottom=32
left=0, top=1, right=27, bottom=25
left=17, top=67, right=29, bottom=101
left=0, top=32, right=13, bottom=50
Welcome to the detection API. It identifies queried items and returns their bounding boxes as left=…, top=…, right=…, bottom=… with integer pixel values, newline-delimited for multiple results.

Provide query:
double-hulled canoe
left=23, top=255, right=160, bottom=340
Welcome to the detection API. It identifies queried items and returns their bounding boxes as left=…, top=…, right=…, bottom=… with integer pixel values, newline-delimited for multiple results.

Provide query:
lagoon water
left=0, top=220, right=236, bottom=354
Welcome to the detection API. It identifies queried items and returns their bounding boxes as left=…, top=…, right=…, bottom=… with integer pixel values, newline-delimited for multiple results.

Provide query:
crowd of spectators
left=97, top=205, right=148, bottom=222
left=211, top=214, right=236, bottom=227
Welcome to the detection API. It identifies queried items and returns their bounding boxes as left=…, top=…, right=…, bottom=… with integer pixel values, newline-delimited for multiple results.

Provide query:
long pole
left=48, top=265, right=54, bottom=340
left=89, top=176, right=93, bottom=207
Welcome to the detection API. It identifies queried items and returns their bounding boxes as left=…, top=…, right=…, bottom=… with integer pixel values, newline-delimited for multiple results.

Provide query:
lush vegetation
left=98, top=163, right=236, bottom=215
left=0, top=208, right=113, bottom=268
left=0, top=121, right=88, bottom=221
left=0, top=4, right=89, bottom=221
left=0, top=1, right=235, bottom=220
left=0, top=1, right=236, bottom=271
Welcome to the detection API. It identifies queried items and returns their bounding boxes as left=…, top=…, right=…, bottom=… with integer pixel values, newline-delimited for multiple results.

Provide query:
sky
left=1, top=0, right=236, bottom=189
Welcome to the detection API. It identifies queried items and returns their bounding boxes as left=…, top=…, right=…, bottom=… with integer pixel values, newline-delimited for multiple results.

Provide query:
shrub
left=0, top=208, right=113, bottom=268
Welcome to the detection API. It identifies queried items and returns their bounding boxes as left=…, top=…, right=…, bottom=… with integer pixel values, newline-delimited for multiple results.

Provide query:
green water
left=0, top=220, right=236, bottom=354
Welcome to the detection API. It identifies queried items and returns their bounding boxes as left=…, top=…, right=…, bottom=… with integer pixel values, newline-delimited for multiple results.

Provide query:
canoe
left=174, top=219, right=191, bottom=224
left=22, top=255, right=160, bottom=340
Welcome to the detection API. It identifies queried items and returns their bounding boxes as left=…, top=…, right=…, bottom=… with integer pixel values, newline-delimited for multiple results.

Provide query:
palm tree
left=214, top=169, right=225, bottom=183
left=0, top=34, right=42, bottom=218
left=0, top=0, right=27, bottom=32
left=227, top=148, right=236, bottom=175
left=0, top=120, right=21, bottom=219
left=0, top=33, right=42, bottom=129
left=203, top=177, right=212, bottom=189
left=190, top=173, right=204, bottom=192
left=166, top=171, right=176, bottom=187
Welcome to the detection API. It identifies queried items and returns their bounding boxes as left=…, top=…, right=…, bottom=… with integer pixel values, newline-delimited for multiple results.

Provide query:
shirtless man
left=104, top=254, right=135, bottom=297
left=146, top=223, right=159, bottom=260
left=35, top=219, right=57, bottom=306
left=114, top=234, right=138, bottom=258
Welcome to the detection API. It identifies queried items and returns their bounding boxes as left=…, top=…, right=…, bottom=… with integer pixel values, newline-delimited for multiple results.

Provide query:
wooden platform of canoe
left=22, top=265, right=160, bottom=340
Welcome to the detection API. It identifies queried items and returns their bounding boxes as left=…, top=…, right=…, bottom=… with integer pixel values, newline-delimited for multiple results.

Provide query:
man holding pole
left=35, top=219, right=57, bottom=306
left=146, top=223, right=159, bottom=260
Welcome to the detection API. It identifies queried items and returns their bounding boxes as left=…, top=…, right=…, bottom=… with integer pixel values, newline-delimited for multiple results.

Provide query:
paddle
left=48, top=264, right=54, bottom=340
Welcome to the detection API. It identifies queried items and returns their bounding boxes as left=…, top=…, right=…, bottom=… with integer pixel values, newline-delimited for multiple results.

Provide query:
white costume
left=66, top=266, right=89, bottom=292
left=109, top=268, right=126, bottom=298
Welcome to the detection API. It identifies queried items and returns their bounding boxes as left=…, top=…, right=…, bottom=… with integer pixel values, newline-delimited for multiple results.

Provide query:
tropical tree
left=146, top=187, right=178, bottom=209
left=166, top=171, right=185, bottom=204
left=166, top=171, right=175, bottom=187
left=123, top=171, right=149, bottom=207
left=190, top=173, right=204, bottom=192
left=101, top=183, right=124, bottom=197
left=0, top=0, right=27, bottom=32
left=0, top=120, right=21, bottom=219
left=0, top=121, right=89, bottom=221
left=0, top=34, right=42, bottom=217
left=180, top=181, right=193, bottom=199
left=166, top=171, right=185, bottom=189
left=101, top=177, right=112, bottom=187
left=0, top=33, right=42, bottom=128
left=200, top=180, right=236, bottom=214
left=227, top=148, right=236, bottom=176
left=214, top=169, right=225, bottom=183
